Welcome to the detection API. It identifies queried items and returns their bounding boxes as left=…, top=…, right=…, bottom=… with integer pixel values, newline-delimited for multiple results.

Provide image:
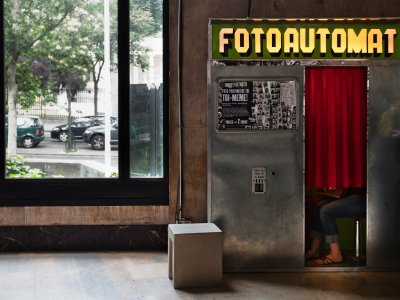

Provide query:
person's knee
left=315, top=201, right=327, bottom=212
left=319, top=205, right=331, bottom=221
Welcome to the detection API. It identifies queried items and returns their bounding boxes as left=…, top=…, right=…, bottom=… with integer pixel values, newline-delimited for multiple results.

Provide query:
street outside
left=3, top=0, right=162, bottom=179
left=15, top=119, right=118, bottom=176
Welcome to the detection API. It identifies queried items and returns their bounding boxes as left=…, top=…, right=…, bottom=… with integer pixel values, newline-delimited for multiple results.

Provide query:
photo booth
left=208, top=19, right=400, bottom=271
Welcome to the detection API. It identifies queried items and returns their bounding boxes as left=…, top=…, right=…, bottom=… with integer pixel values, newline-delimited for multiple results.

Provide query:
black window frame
left=0, top=0, right=169, bottom=206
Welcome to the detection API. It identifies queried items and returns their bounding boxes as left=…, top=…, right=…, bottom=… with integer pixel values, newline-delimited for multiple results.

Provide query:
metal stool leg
left=353, top=218, right=362, bottom=260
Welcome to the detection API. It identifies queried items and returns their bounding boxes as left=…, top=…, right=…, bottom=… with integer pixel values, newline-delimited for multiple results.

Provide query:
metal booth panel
left=368, top=66, right=400, bottom=269
left=208, top=66, right=304, bottom=271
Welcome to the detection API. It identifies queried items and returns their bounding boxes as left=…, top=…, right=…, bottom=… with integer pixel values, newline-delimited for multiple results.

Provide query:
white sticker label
left=252, top=167, right=266, bottom=194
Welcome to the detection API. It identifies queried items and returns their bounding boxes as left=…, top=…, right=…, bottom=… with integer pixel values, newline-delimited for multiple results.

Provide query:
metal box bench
left=168, top=223, right=222, bottom=288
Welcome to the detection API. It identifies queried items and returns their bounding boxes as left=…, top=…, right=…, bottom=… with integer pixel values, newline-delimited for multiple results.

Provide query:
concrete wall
left=1, top=0, right=400, bottom=226
left=169, top=0, right=400, bottom=224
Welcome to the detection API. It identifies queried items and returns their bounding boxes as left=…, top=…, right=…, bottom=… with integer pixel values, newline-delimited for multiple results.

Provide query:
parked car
left=82, top=122, right=152, bottom=150
left=82, top=122, right=119, bottom=150
left=51, top=116, right=117, bottom=142
left=5, top=115, right=45, bottom=148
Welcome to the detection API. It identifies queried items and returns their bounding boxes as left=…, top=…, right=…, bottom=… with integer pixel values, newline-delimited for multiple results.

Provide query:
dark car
left=51, top=116, right=117, bottom=142
left=82, top=122, right=151, bottom=150
left=82, top=122, right=119, bottom=150
left=5, top=115, right=45, bottom=148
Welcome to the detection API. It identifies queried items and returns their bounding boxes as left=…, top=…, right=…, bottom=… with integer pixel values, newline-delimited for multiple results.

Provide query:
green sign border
left=211, top=19, right=400, bottom=60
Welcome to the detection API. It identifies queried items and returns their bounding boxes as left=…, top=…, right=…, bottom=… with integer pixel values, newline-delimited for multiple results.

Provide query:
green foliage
left=15, top=61, right=43, bottom=108
left=4, top=0, right=92, bottom=102
left=15, top=60, right=57, bottom=108
left=4, top=0, right=163, bottom=103
left=82, top=0, right=118, bottom=71
left=130, top=141, right=163, bottom=177
left=131, top=0, right=162, bottom=36
left=130, top=0, right=163, bottom=70
left=6, top=155, right=47, bottom=178
left=30, top=2, right=94, bottom=95
left=6, top=155, right=64, bottom=178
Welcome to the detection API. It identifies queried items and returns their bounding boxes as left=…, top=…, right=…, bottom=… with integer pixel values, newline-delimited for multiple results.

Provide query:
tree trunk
left=65, top=84, right=76, bottom=152
left=94, top=78, right=99, bottom=116
left=6, top=0, right=21, bottom=156
left=93, top=61, right=104, bottom=116
left=6, top=63, right=18, bottom=156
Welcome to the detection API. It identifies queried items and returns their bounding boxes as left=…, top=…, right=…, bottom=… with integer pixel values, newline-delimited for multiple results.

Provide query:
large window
left=129, top=0, right=164, bottom=178
left=0, top=0, right=168, bottom=205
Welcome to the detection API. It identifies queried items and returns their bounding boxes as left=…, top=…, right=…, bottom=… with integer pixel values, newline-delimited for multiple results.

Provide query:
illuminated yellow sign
left=211, top=20, right=400, bottom=59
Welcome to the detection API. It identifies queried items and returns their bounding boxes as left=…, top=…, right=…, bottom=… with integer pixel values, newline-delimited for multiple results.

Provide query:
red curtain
left=305, top=67, right=367, bottom=188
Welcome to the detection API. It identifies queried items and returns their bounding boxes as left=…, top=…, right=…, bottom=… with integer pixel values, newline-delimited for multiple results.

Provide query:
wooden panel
left=0, top=206, right=169, bottom=226
left=0, top=207, right=25, bottom=225
left=181, top=127, right=207, bottom=223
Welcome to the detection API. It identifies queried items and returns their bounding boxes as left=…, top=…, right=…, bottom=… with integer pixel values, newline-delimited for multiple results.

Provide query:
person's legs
left=306, top=199, right=330, bottom=258
left=320, top=194, right=365, bottom=242
left=313, top=194, right=366, bottom=264
left=306, top=239, right=321, bottom=259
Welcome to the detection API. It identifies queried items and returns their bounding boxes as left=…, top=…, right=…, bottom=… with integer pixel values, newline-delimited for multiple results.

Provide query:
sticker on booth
left=217, top=79, right=297, bottom=130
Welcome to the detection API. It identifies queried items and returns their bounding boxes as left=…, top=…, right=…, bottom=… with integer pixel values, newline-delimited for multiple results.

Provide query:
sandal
left=313, top=256, right=343, bottom=266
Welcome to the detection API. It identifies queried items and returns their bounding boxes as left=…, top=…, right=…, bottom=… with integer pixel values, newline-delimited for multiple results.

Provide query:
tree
left=84, top=0, right=163, bottom=115
left=130, top=0, right=163, bottom=70
left=4, top=0, right=89, bottom=155
left=4, top=0, right=164, bottom=156
left=34, top=3, right=96, bottom=150
left=80, top=0, right=118, bottom=116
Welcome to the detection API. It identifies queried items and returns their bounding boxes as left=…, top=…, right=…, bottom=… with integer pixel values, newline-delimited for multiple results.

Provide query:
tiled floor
left=0, top=252, right=399, bottom=300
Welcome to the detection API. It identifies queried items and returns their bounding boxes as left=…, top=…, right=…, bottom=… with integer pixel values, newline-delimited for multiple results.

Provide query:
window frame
left=0, top=0, right=169, bottom=206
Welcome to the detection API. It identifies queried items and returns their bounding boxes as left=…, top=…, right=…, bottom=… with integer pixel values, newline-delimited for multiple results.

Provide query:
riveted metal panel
left=367, top=66, right=400, bottom=269
left=208, top=66, right=304, bottom=271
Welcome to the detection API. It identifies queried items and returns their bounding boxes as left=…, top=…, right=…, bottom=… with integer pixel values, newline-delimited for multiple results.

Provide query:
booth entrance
left=304, top=67, right=368, bottom=267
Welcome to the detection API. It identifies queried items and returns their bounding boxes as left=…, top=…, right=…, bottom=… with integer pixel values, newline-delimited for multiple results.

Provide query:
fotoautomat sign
left=211, top=19, right=400, bottom=60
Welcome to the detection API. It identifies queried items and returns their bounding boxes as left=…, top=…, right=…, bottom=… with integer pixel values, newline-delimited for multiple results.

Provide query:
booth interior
left=304, top=66, right=367, bottom=267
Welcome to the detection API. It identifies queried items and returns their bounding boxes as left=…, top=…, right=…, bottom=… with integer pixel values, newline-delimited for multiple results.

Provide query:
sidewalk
left=17, top=141, right=118, bottom=157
